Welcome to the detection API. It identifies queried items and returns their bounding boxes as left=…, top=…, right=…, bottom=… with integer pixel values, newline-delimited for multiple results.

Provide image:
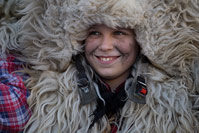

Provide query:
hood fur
left=0, top=0, right=26, bottom=58
left=1, top=0, right=199, bottom=132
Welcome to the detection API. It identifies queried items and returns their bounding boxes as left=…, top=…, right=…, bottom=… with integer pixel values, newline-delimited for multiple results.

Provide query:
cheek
left=85, top=39, right=98, bottom=54
left=118, top=40, right=138, bottom=55
left=84, top=44, right=92, bottom=64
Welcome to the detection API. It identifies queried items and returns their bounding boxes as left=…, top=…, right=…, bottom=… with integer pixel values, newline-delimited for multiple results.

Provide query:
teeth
left=100, top=57, right=113, bottom=61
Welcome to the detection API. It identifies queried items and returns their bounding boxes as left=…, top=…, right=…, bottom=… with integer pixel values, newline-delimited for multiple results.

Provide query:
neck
left=103, top=69, right=131, bottom=91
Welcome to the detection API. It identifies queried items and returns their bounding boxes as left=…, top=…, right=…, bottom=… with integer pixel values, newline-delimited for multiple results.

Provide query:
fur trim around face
left=1, top=0, right=199, bottom=132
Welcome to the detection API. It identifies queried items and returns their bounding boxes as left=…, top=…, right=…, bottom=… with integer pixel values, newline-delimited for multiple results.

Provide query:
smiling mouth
left=100, top=57, right=113, bottom=61
left=96, top=56, right=120, bottom=62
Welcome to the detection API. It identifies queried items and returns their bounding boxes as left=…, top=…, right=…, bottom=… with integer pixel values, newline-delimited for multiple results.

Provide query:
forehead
left=89, top=24, right=132, bottom=31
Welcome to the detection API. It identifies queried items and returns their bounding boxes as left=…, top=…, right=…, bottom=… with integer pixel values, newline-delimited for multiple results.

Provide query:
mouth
left=95, top=56, right=120, bottom=64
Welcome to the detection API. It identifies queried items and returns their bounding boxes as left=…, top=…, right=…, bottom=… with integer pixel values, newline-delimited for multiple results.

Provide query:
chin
left=98, top=72, right=118, bottom=80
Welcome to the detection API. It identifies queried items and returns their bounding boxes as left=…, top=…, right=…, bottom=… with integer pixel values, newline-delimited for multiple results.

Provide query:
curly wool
left=0, top=0, right=198, bottom=132
left=0, top=0, right=26, bottom=58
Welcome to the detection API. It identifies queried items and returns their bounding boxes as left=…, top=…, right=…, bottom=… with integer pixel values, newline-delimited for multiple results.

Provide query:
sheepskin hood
left=1, top=0, right=199, bottom=132
left=65, top=0, right=146, bottom=47
left=11, top=0, right=148, bottom=72
left=2, top=0, right=198, bottom=76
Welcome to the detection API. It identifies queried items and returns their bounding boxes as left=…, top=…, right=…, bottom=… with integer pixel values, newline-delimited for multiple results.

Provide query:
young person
left=84, top=24, right=139, bottom=91
left=1, top=0, right=199, bottom=132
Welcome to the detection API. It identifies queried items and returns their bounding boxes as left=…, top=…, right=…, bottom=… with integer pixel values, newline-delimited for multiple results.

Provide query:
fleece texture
left=0, top=0, right=199, bottom=132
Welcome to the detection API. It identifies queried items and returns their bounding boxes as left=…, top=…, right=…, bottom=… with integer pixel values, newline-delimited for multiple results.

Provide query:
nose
left=99, top=35, right=114, bottom=51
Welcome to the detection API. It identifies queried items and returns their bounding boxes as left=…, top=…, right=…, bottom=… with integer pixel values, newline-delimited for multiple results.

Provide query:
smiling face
left=85, top=24, right=139, bottom=89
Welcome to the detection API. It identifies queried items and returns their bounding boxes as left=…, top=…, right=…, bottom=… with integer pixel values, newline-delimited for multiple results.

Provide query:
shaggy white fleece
left=0, top=0, right=198, bottom=132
